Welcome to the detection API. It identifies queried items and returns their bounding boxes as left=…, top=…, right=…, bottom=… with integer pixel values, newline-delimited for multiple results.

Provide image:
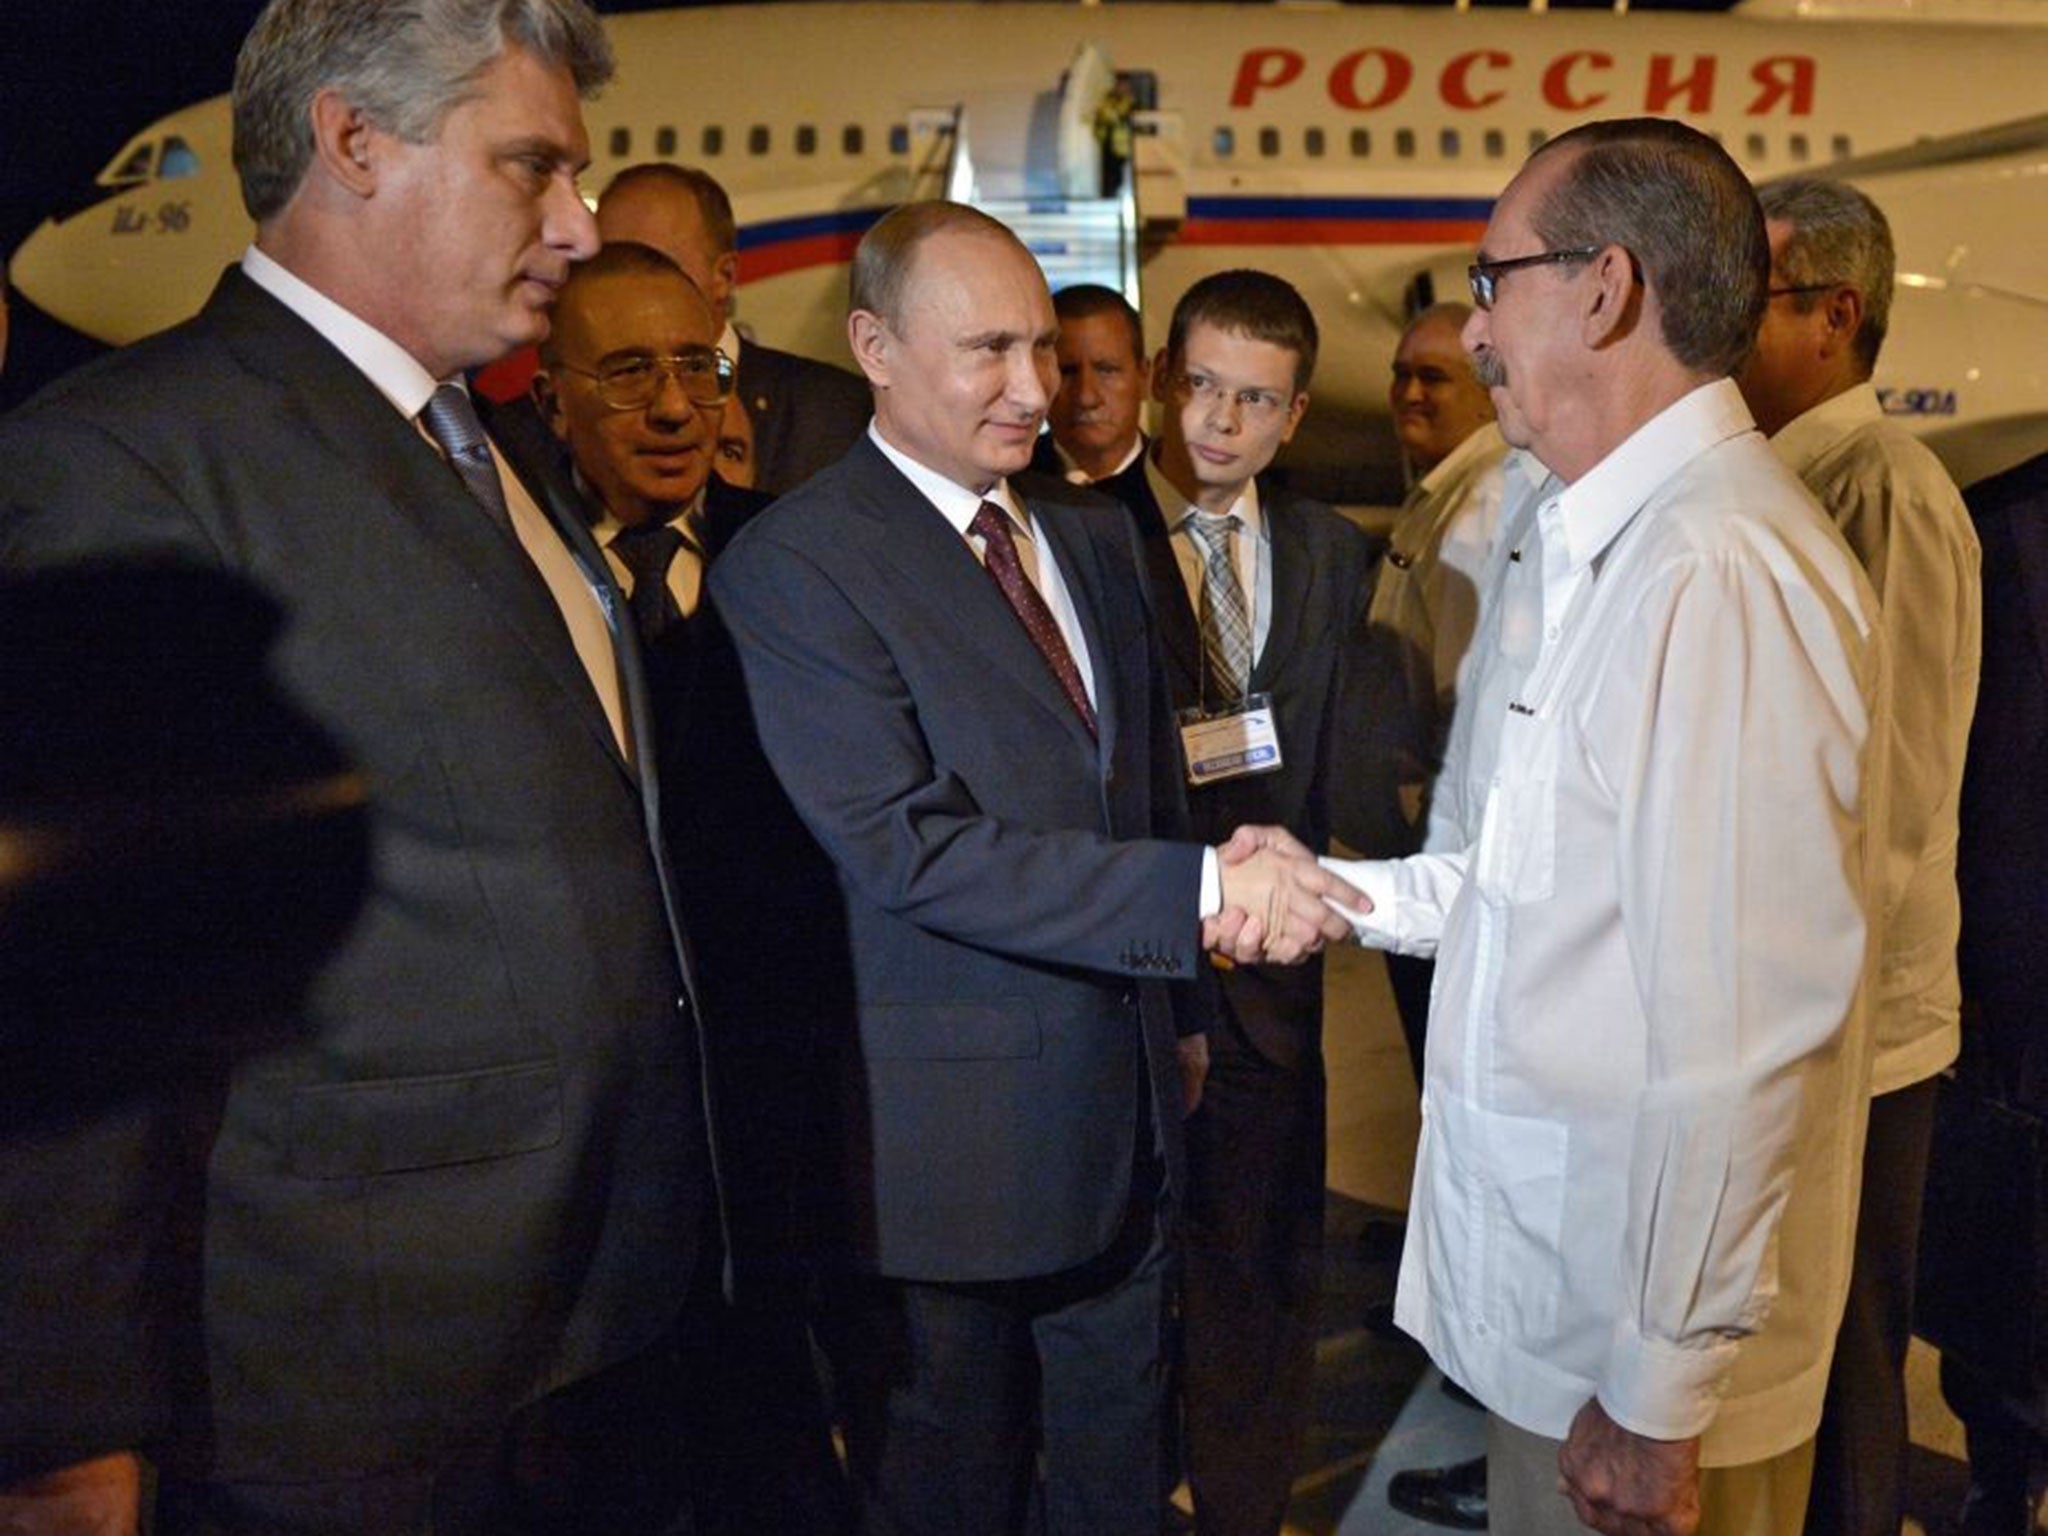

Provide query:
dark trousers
left=1943, top=1354, right=2045, bottom=1505
left=157, top=1326, right=709, bottom=1536
left=825, top=1185, right=1171, bottom=1536
left=1181, top=1026, right=1327, bottom=1536
left=1385, top=953, right=1433, bottom=1093
left=1805, top=1074, right=1940, bottom=1536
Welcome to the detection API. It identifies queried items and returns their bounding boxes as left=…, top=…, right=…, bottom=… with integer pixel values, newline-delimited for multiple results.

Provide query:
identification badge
left=1179, top=692, right=1283, bottom=787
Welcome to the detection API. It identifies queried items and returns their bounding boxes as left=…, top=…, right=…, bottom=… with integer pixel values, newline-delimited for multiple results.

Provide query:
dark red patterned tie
left=969, top=501, right=1097, bottom=739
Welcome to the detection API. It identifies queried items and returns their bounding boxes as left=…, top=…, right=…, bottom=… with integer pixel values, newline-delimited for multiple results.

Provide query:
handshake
left=1201, top=825, right=1371, bottom=966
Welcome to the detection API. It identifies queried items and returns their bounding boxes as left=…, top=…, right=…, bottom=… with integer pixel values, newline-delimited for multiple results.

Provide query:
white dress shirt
left=1143, top=449, right=1274, bottom=673
left=1326, top=381, right=1883, bottom=1464
left=1054, top=432, right=1147, bottom=485
left=240, top=246, right=629, bottom=757
left=1772, top=382, right=1982, bottom=1096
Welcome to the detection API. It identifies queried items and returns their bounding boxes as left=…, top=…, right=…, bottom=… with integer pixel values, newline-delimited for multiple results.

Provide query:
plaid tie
left=969, top=501, right=1097, bottom=739
left=1186, top=510, right=1251, bottom=702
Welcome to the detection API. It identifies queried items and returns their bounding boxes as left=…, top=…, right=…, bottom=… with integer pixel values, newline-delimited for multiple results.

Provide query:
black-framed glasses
left=1766, top=283, right=1839, bottom=300
left=1467, top=246, right=1602, bottom=310
left=556, top=347, right=735, bottom=410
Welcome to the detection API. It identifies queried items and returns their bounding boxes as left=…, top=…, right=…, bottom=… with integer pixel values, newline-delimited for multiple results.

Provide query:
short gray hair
left=850, top=201, right=1031, bottom=328
left=1527, top=118, right=1767, bottom=378
left=233, top=0, right=614, bottom=221
left=1758, top=178, right=1895, bottom=374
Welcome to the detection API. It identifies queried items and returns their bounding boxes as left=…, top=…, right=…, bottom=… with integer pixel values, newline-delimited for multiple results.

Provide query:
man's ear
left=1821, top=286, right=1866, bottom=360
left=309, top=88, right=379, bottom=198
left=1149, top=349, right=1173, bottom=403
left=531, top=373, right=567, bottom=441
left=710, top=250, right=741, bottom=318
left=1581, top=243, right=1643, bottom=350
left=848, top=310, right=891, bottom=387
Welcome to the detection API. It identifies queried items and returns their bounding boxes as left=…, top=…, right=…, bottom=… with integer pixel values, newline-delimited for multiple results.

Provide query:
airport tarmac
left=1280, top=942, right=1984, bottom=1536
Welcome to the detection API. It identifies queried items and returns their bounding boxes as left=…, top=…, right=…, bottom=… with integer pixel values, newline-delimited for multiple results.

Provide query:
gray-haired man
left=0, top=2, right=726, bottom=1531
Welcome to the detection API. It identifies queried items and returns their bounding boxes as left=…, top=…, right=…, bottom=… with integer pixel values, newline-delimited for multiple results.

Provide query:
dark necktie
left=609, top=521, right=688, bottom=645
left=419, top=384, right=514, bottom=537
left=969, top=501, right=1097, bottom=739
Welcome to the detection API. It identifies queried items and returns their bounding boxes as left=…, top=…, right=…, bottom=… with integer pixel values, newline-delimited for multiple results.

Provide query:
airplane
left=10, top=0, right=2048, bottom=501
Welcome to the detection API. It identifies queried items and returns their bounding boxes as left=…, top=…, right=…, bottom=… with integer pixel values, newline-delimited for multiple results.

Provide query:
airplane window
left=1832, top=134, right=1852, bottom=159
left=702, top=125, right=724, bottom=157
left=889, top=124, right=909, bottom=155
left=1528, top=129, right=1548, bottom=152
left=1305, top=127, right=1325, bottom=158
left=1395, top=128, right=1416, bottom=159
left=1259, top=127, right=1280, bottom=158
left=1350, top=127, right=1371, bottom=158
left=1440, top=128, right=1461, bottom=158
left=655, top=127, right=677, bottom=157
left=109, top=142, right=156, bottom=184
left=797, top=125, right=818, bottom=156
left=844, top=125, right=864, bottom=156
left=1213, top=126, right=1235, bottom=158
left=749, top=125, right=771, bottom=155
left=609, top=127, right=631, bottom=158
left=1484, top=129, right=1505, bottom=160
left=1790, top=133, right=1810, bottom=163
left=1746, top=132, right=1766, bottom=162
left=158, top=137, right=199, bottom=180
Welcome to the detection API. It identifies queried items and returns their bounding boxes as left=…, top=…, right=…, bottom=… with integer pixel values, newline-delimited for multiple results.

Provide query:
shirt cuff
left=1198, top=847, right=1222, bottom=920
left=1597, top=1314, right=1739, bottom=1443
left=1318, top=856, right=1401, bottom=948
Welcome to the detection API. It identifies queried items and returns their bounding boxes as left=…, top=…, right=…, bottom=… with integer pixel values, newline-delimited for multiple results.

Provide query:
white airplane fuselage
left=12, top=2, right=2048, bottom=493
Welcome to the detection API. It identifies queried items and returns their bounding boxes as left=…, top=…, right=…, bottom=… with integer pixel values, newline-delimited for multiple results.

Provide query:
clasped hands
left=1201, top=824, right=1369, bottom=966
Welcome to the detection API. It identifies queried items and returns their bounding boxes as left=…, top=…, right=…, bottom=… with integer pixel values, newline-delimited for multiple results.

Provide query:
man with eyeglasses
left=1733, top=177, right=1981, bottom=1536
left=534, top=238, right=856, bottom=1533
left=1284, top=119, right=1883, bottom=1536
left=1096, top=268, right=1406, bottom=1536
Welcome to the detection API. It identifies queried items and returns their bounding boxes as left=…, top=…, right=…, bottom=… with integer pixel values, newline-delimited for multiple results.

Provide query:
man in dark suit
left=1098, top=269, right=1399, bottom=1536
left=595, top=162, right=871, bottom=496
left=1921, top=449, right=2048, bottom=1535
left=1031, top=282, right=1152, bottom=484
left=710, top=201, right=1361, bottom=1536
left=0, top=4, right=722, bottom=1533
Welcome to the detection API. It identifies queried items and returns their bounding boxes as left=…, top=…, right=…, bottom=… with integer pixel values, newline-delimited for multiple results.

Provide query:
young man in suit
left=1098, top=269, right=1399, bottom=1536
left=710, top=201, right=1362, bottom=1536
left=0, top=3, right=725, bottom=1532
left=595, top=162, right=871, bottom=495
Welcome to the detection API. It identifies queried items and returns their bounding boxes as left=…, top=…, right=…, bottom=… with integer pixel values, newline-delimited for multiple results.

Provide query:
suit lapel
left=1252, top=485, right=1311, bottom=693
left=851, top=443, right=1098, bottom=754
left=1108, top=462, right=1203, bottom=703
left=208, top=273, right=629, bottom=781
left=1032, top=496, right=1121, bottom=763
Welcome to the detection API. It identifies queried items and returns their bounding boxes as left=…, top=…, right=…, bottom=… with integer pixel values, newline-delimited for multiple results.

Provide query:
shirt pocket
left=1473, top=706, right=1558, bottom=905
left=1430, top=1089, right=1571, bottom=1343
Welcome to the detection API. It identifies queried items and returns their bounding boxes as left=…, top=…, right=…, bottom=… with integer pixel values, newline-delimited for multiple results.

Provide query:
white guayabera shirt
left=1328, top=380, right=1887, bottom=1465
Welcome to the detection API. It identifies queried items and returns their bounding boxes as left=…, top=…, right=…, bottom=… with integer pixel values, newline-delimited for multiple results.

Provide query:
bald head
left=595, top=163, right=738, bottom=320
left=1390, top=303, right=1492, bottom=475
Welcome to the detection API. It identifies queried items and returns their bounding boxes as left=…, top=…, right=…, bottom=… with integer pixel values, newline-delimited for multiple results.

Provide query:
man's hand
left=1557, top=1398, right=1701, bottom=1536
left=1176, top=1033, right=1210, bottom=1116
left=0, top=1451, right=144, bottom=1536
left=1207, top=827, right=1366, bottom=965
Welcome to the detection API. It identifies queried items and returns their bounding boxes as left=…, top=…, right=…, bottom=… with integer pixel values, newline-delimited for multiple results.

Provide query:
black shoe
left=1388, top=1455, right=1488, bottom=1530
